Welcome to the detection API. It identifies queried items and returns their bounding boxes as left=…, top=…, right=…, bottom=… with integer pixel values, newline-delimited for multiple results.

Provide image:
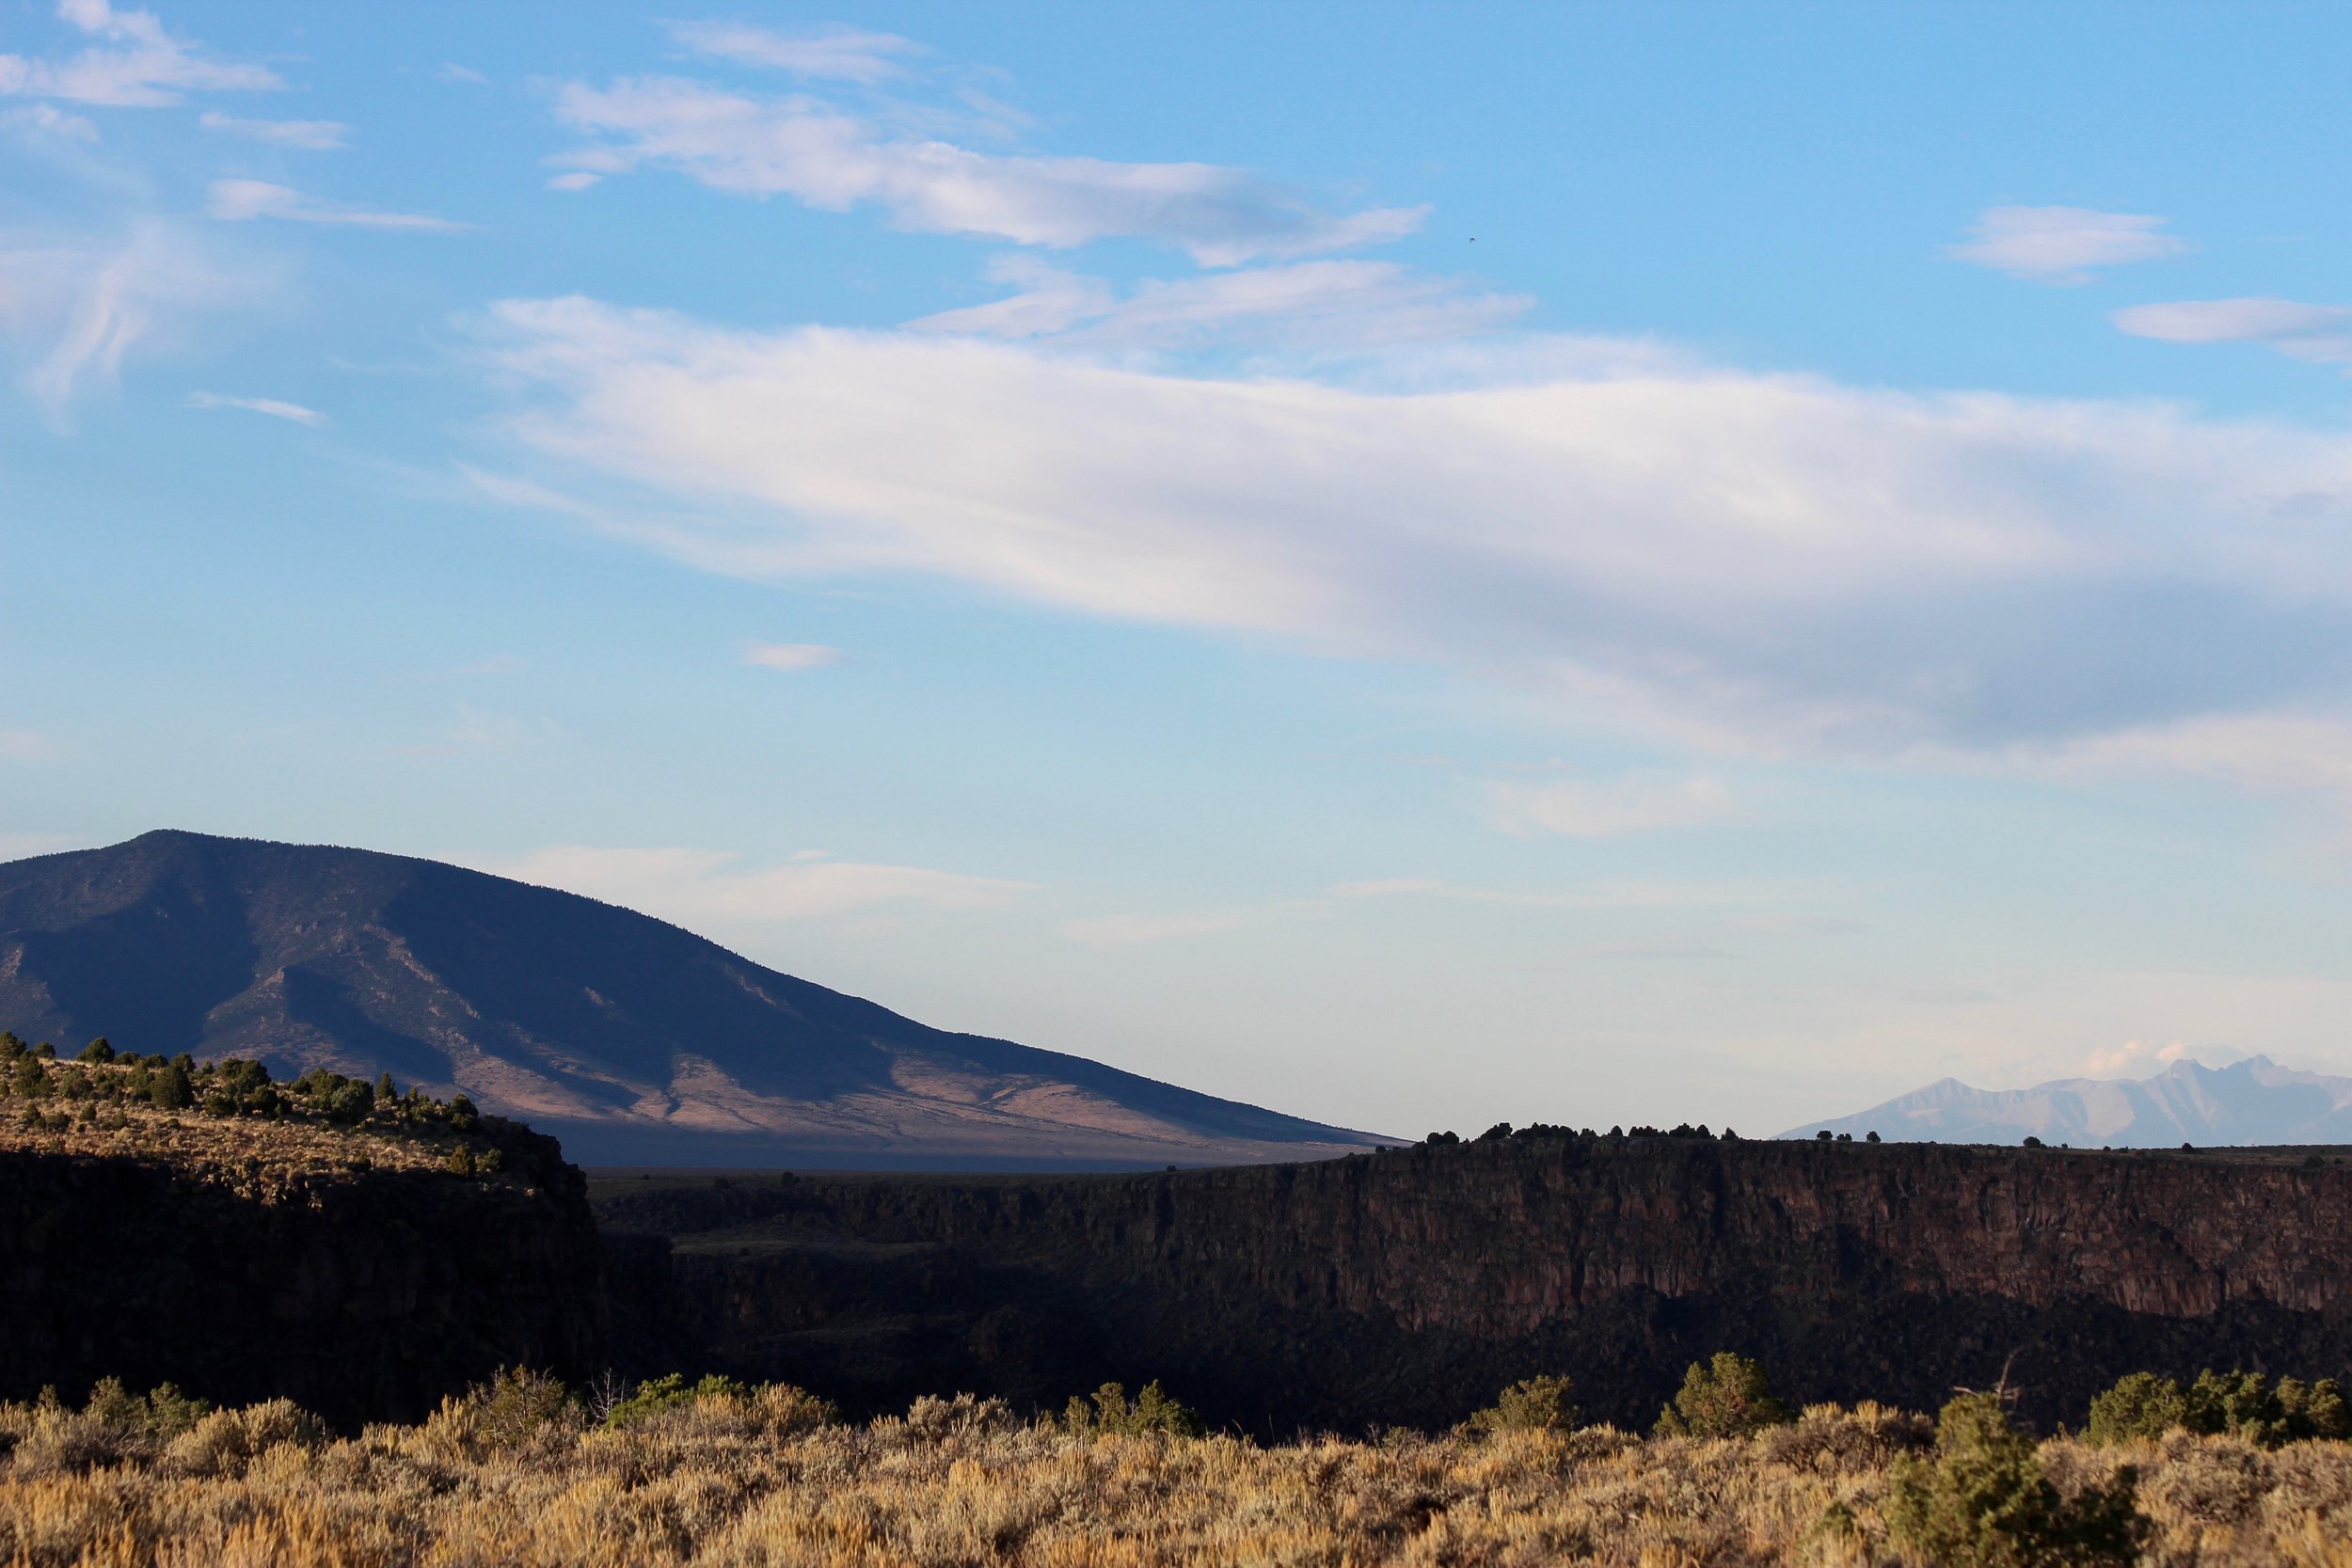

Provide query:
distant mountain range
left=0, top=831, right=1391, bottom=1169
left=1781, top=1054, right=2352, bottom=1147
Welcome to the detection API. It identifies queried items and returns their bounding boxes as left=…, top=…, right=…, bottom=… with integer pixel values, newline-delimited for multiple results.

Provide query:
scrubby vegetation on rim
left=5, top=1362, right=2351, bottom=1565
left=0, top=1031, right=564, bottom=1191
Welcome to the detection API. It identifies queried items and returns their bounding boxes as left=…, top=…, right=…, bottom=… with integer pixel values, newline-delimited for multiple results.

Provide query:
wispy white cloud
left=550, top=77, right=1424, bottom=264
left=455, top=461, right=598, bottom=517
left=1951, top=205, right=2185, bottom=283
left=0, top=103, right=96, bottom=139
left=184, top=388, right=323, bottom=424
left=206, top=179, right=465, bottom=230
left=546, top=171, right=600, bottom=192
left=2082, top=1037, right=2244, bottom=1076
left=667, top=21, right=920, bottom=84
left=910, top=256, right=1529, bottom=352
left=1485, top=773, right=1733, bottom=837
left=2113, top=298, right=2352, bottom=366
left=740, top=640, right=842, bottom=671
left=1963, top=709, right=2352, bottom=857
left=1065, top=873, right=1812, bottom=948
left=485, top=845, right=1037, bottom=923
left=392, top=705, right=564, bottom=757
left=482, top=299, right=2352, bottom=762
left=2025, top=712, right=2352, bottom=836
left=1063, top=908, right=1281, bottom=948
left=0, top=221, right=264, bottom=419
left=0, top=0, right=279, bottom=107
left=1325, top=876, right=1768, bottom=910
left=437, top=63, right=489, bottom=87
left=199, top=110, right=348, bottom=150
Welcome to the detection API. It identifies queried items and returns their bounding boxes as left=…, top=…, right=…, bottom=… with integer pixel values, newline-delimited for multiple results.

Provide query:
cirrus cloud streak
left=550, top=77, right=1424, bottom=264
left=207, top=180, right=466, bottom=230
left=0, top=0, right=278, bottom=108
left=1951, top=205, right=2185, bottom=283
left=2115, top=298, right=2352, bottom=366
left=479, top=297, right=2352, bottom=763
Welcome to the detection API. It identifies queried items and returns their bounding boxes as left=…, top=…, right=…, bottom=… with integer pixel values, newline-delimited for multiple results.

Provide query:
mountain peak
left=0, top=832, right=1391, bottom=1169
left=1783, top=1053, right=2352, bottom=1147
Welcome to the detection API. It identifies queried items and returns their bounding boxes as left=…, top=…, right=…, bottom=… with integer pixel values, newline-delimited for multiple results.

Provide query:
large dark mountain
left=0, top=831, right=1388, bottom=1168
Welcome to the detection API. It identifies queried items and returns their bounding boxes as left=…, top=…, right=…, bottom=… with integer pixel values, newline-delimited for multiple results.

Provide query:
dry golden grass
left=4, top=1390, right=2348, bottom=1567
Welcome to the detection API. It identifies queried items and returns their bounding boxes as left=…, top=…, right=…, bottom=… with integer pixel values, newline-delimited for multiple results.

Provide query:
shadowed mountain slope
left=1781, top=1054, right=2352, bottom=1147
left=0, top=831, right=1389, bottom=1167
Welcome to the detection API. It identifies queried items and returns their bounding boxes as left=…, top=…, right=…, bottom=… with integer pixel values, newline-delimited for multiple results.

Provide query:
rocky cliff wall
left=596, top=1137, right=2352, bottom=1432
left=0, top=1148, right=606, bottom=1425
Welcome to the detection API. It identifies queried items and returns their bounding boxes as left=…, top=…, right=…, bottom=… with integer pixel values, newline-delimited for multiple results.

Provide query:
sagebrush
left=6, top=1373, right=2352, bottom=1566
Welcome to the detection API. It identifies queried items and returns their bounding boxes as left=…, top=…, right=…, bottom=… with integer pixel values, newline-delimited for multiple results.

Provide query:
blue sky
left=7, top=1, right=2352, bottom=1139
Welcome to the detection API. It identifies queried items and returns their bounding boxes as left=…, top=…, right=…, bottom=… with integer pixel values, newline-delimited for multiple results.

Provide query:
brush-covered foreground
left=4, top=1381, right=2349, bottom=1568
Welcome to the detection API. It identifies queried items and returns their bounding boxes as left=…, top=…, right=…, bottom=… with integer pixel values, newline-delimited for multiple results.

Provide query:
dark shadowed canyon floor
left=590, top=1133, right=2352, bottom=1435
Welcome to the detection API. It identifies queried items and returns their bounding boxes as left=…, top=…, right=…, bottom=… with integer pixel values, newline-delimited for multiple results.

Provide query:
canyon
left=0, top=1138, right=603, bottom=1426
left=596, top=1132, right=2352, bottom=1433
left=7, top=1117, right=2347, bottom=1434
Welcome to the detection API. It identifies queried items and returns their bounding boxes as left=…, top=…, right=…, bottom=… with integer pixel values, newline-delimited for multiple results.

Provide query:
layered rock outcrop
left=596, top=1136, right=2352, bottom=1431
left=0, top=1148, right=605, bottom=1425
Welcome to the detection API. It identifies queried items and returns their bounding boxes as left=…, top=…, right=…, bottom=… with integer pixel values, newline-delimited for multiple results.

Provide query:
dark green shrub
left=211, top=1058, right=278, bottom=1116
left=2088, top=1372, right=2188, bottom=1445
left=72, top=1376, right=212, bottom=1449
left=1655, top=1352, right=1794, bottom=1438
left=449, top=1094, right=481, bottom=1132
left=217, top=1058, right=269, bottom=1091
left=461, top=1367, right=575, bottom=1449
left=76, top=1037, right=114, bottom=1064
left=602, top=1372, right=748, bottom=1429
left=2179, top=1369, right=2350, bottom=1446
left=291, top=1069, right=375, bottom=1124
left=1889, top=1391, right=2146, bottom=1567
left=148, top=1063, right=192, bottom=1111
left=1465, top=1374, right=1579, bottom=1436
left=1062, top=1380, right=1205, bottom=1438
left=140, top=1383, right=212, bottom=1441
left=324, top=1080, right=373, bottom=1125
left=446, top=1145, right=477, bottom=1177
left=2276, top=1377, right=2350, bottom=1441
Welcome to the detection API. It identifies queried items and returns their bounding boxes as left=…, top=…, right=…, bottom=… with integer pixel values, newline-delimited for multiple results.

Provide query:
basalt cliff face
left=0, top=1148, right=605, bottom=1425
left=596, top=1137, right=2352, bottom=1433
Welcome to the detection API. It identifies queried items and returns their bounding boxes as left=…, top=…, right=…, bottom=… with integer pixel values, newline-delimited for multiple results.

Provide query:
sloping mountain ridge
left=0, top=830, right=1389, bottom=1167
left=1780, top=1054, right=2352, bottom=1146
